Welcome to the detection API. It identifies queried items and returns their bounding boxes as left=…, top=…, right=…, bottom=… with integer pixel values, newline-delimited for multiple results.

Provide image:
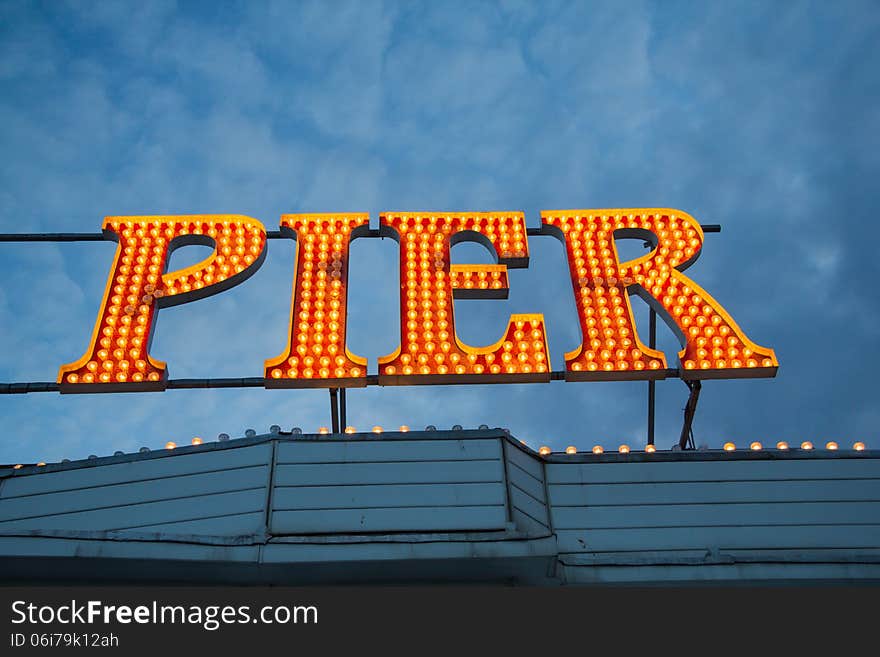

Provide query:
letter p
left=58, top=215, right=267, bottom=392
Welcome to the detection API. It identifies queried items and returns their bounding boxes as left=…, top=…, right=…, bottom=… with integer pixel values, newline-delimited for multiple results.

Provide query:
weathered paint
left=0, top=430, right=877, bottom=585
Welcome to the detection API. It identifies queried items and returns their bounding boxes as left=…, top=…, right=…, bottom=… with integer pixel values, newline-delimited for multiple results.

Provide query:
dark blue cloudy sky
left=1, top=0, right=878, bottom=463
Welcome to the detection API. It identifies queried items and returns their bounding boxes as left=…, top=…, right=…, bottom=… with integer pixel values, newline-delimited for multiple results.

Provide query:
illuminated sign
left=57, top=209, right=777, bottom=393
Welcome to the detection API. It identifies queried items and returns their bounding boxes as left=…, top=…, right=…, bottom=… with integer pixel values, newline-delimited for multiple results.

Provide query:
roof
left=1, top=429, right=878, bottom=585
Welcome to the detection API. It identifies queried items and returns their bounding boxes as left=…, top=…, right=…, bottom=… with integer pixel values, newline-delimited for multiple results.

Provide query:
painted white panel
left=546, top=458, right=880, bottom=485
left=508, top=486, right=549, bottom=529
left=556, top=524, right=880, bottom=553
left=275, top=439, right=500, bottom=464
left=511, top=509, right=551, bottom=536
left=560, top=562, right=880, bottom=585
left=270, top=505, right=507, bottom=534
left=548, top=478, right=880, bottom=507
left=551, top=501, right=880, bottom=530
left=0, top=489, right=266, bottom=532
left=2, top=444, right=272, bottom=497
left=0, top=537, right=262, bottom=562
left=0, top=466, right=268, bottom=521
left=504, top=444, right=544, bottom=481
left=117, top=511, right=266, bottom=535
left=507, top=469, right=546, bottom=504
left=260, top=535, right=558, bottom=563
left=272, top=482, right=504, bottom=511
left=274, top=460, right=503, bottom=486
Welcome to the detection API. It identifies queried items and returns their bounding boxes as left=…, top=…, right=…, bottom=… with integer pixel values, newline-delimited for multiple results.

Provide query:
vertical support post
left=678, top=380, right=702, bottom=450
left=340, top=387, right=347, bottom=430
left=329, top=388, right=340, bottom=434
left=647, top=308, right=657, bottom=446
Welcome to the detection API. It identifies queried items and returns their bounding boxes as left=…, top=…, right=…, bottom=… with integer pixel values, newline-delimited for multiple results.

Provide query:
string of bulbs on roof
left=7, top=428, right=868, bottom=471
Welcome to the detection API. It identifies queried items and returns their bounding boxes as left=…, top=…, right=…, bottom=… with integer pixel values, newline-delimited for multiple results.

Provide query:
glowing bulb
left=723, top=442, right=736, bottom=452
left=565, top=446, right=577, bottom=454
left=538, top=446, right=551, bottom=456
left=372, top=426, right=383, bottom=434
left=853, top=441, right=866, bottom=451
left=191, top=437, right=203, bottom=446
left=750, top=441, right=762, bottom=451
left=344, top=426, right=356, bottom=434
left=37, top=462, right=46, bottom=466
left=592, top=445, right=604, bottom=454
left=13, top=464, right=23, bottom=469
left=399, top=425, right=410, bottom=432
left=165, top=441, right=176, bottom=450
left=318, top=427, right=330, bottom=434
left=776, top=441, right=789, bottom=450
left=645, top=444, right=656, bottom=453
left=618, top=444, right=630, bottom=454
left=801, top=441, right=813, bottom=450
left=825, top=441, right=838, bottom=450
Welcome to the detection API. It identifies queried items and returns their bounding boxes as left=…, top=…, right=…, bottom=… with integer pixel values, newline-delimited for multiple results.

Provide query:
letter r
left=541, top=208, right=777, bottom=380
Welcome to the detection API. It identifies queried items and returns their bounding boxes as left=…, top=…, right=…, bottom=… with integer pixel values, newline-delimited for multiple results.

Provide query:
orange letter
left=58, top=215, right=267, bottom=392
left=264, top=214, right=369, bottom=387
left=378, top=212, right=549, bottom=385
left=541, top=208, right=777, bottom=380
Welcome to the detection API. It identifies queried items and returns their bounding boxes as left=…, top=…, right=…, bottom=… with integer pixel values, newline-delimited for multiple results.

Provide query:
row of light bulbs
left=536, top=440, right=868, bottom=456
left=11, top=430, right=869, bottom=469
left=161, top=423, right=491, bottom=449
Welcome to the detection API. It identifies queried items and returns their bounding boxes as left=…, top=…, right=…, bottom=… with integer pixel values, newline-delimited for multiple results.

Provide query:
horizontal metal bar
left=0, top=382, right=60, bottom=393
left=166, top=377, right=266, bottom=389
left=0, top=233, right=106, bottom=242
left=527, top=224, right=721, bottom=236
left=1, top=225, right=721, bottom=243
left=0, top=232, right=288, bottom=242
left=0, top=369, right=683, bottom=394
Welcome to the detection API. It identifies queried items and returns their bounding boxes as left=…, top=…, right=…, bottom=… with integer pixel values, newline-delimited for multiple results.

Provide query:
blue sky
left=1, top=0, right=878, bottom=463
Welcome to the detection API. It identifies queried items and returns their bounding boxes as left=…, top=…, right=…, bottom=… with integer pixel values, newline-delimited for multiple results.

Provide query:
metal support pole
left=678, top=380, right=702, bottom=450
left=647, top=308, right=657, bottom=446
left=329, top=388, right=340, bottom=434
left=339, top=387, right=347, bottom=430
